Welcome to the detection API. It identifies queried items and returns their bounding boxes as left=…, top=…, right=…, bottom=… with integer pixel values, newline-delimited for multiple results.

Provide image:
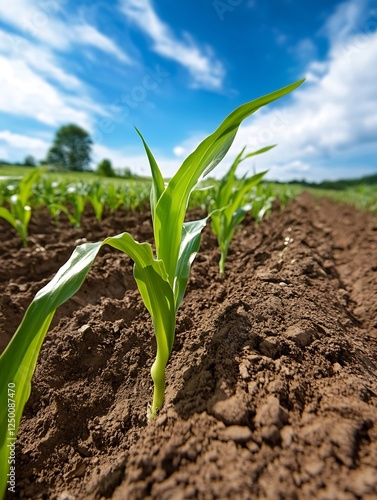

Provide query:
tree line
left=1, top=124, right=134, bottom=178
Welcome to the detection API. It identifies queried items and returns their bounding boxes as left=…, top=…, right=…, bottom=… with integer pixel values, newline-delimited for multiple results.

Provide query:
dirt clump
left=1, top=193, right=376, bottom=499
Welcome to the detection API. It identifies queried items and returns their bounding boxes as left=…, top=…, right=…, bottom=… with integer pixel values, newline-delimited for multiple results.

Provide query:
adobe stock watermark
left=213, top=0, right=245, bottom=22
left=6, top=0, right=70, bottom=51
left=92, top=65, right=170, bottom=144
left=247, top=108, right=297, bottom=150
left=7, top=382, right=17, bottom=494
left=342, top=9, right=377, bottom=59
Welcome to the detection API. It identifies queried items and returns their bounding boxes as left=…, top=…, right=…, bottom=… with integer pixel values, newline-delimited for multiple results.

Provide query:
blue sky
left=0, top=0, right=376, bottom=181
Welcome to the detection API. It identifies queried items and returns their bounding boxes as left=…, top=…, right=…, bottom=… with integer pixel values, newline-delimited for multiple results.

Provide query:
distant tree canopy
left=46, top=124, right=92, bottom=171
left=123, top=167, right=133, bottom=179
left=282, top=173, right=377, bottom=190
left=97, top=158, right=115, bottom=177
left=24, top=155, right=36, bottom=167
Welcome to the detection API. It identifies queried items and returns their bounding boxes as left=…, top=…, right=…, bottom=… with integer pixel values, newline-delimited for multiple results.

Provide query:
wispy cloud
left=0, top=131, right=50, bottom=161
left=320, top=0, right=370, bottom=46
left=172, top=0, right=377, bottom=181
left=0, top=0, right=127, bottom=139
left=0, top=131, right=49, bottom=152
left=0, top=1, right=133, bottom=164
left=291, top=38, right=318, bottom=62
left=0, top=0, right=130, bottom=62
left=71, top=24, right=131, bottom=63
left=0, top=51, right=105, bottom=128
left=93, top=143, right=180, bottom=175
left=0, top=31, right=83, bottom=90
left=119, top=0, right=225, bottom=90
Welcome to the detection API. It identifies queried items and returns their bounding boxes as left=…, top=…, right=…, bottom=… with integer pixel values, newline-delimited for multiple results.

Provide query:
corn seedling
left=57, top=182, right=88, bottom=227
left=188, top=181, right=216, bottom=211
left=105, top=183, right=125, bottom=213
left=0, top=181, right=14, bottom=206
left=33, top=179, right=65, bottom=222
left=123, top=182, right=151, bottom=212
left=0, top=168, right=41, bottom=246
left=88, top=183, right=106, bottom=221
left=250, top=184, right=276, bottom=224
left=210, top=145, right=275, bottom=273
left=0, top=79, right=304, bottom=498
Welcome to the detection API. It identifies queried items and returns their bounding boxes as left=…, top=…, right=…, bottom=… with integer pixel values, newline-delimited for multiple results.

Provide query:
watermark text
left=7, top=383, right=16, bottom=494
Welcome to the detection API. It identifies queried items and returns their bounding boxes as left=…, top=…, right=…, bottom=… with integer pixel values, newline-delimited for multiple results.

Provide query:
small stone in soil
left=218, top=425, right=253, bottom=443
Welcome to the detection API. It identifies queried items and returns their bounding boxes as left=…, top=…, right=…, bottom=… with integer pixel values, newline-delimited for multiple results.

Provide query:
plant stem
left=219, top=252, right=225, bottom=274
left=149, top=358, right=166, bottom=420
left=149, top=330, right=170, bottom=420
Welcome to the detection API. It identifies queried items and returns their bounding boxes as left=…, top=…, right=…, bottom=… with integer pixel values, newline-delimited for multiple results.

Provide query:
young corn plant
left=105, top=183, right=125, bottom=213
left=34, top=178, right=66, bottom=223
left=0, top=168, right=41, bottom=246
left=52, top=182, right=88, bottom=228
left=88, top=182, right=106, bottom=221
left=211, top=145, right=275, bottom=273
left=250, top=183, right=276, bottom=224
left=0, top=79, right=304, bottom=499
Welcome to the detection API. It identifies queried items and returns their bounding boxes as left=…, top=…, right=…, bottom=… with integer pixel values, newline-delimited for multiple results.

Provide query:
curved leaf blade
left=0, top=232, right=174, bottom=499
left=174, top=216, right=209, bottom=310
left=135, top=127, right=164, bottom=220
left=155, top=79, right=304, bottom=283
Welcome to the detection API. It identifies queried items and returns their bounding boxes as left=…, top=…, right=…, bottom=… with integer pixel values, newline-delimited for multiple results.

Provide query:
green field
left=0, top=164, right=149, bottom=186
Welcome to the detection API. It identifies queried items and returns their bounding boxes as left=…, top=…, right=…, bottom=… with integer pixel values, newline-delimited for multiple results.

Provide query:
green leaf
left=174, top=216, right=209, bottom=310
left=218, top=146, right=275, bottom=210
left=154, top=79, right=304, bottom=284
left=0, top=207, right=17, bottom=230
left=0, top=232, right=174, bottom=499
left=217, top=147, right=246, bottom=207
left=0, top=78, right=305, bottom=496
left=135, top=128, right=165, bottom=220
left=18, top=168, right=41, bottom=207
left=228, top=171, right=268, bottom=220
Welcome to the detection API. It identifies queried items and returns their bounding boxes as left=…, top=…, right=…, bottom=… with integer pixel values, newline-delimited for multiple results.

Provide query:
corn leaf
left=18, top=168, right=41, bottom=207
left=0, top=232, right=174, bottom=498
left=0, top=207, right=17, bottom=230
left=135, top=127, right=164, bottom=220
left=174, top=216, right=209, bottom=309
left=217, top=145, right=275, bottom=210
left=217, top=146, right=247, bottom=206
left=211, top=152, right=271, bottom=273
left=0, top=79, right=305, bottom=497
left=154, top=79, right=304, bottom=284
left=227, top=171, right=268, bottom=221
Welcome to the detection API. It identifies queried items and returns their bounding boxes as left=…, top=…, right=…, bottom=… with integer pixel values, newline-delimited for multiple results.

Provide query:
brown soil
left=1, top=193, right=377, bottom=500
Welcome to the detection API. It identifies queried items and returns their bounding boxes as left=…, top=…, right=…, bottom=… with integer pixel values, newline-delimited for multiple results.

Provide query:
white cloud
left=0, top=4, right=131, bottom=165
left=71, top=24, right=131, bottom=63
left=173, top=146, right=185, bottom=157
left=320, top=0, right=370, bottom=46
left=0, top=130, right=50, bottom=161
left=0, top=12, right=114, bottom=133
left=0, top=54, right=100, bottom=128
left=0, top=131, right=49, bottom=152
left=0, top=0, right=130, bottom=62
left=0, top=2, right=132, bottom=156
left=0, top=31, right=83, bottom=90
left=93, top=143, right=182, bottom=177
left=171, top=0, right=377, bottom=181
left=292, top=38, right=318, bottom=62
left=120, top=0, right=225, bottom=90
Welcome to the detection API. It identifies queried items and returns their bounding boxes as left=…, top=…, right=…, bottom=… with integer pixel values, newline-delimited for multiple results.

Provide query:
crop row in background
left=0, top=167, right=299, bottom=247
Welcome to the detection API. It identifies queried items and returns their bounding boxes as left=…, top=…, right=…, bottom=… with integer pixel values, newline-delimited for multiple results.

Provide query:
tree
left=46, top=124, right=92, bottom=171
left=97, top=158, right=115, bottom=177
left=24, top=155, right=36, bottom=167
left=123, top=167, right=134, bottom=179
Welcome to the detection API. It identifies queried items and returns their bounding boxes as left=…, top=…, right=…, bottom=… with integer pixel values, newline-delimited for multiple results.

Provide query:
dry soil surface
left=1, top=193, right=377, bottom=500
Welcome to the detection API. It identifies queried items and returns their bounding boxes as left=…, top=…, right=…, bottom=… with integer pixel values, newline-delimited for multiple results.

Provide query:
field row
left=0, top=167, right=296, bottom=249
